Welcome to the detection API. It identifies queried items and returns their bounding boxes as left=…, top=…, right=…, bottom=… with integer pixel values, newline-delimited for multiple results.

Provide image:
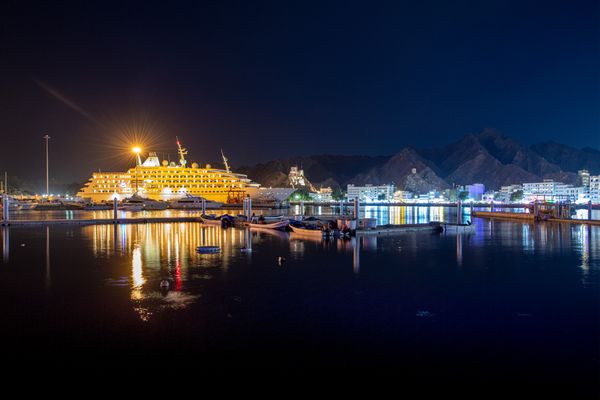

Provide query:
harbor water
left=0, top=212, right=598, bottom=384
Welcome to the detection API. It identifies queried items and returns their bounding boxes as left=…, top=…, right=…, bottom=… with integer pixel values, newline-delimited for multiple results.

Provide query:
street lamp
left=132, top=147, right=141, bottom=194
left=43, top=135, right=51, bottom=197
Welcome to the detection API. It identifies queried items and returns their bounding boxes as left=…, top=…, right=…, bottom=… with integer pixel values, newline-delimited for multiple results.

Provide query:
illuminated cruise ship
left=77, top=139, right=268, bottom=203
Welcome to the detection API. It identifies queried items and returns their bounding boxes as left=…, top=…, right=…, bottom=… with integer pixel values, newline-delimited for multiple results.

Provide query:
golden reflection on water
left=85, top=223, right=266, bottom=322
left=75, top=220, right=600, bottom=318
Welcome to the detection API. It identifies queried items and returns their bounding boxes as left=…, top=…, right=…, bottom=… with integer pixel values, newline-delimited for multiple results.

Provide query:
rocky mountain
left=238, top=129, right=598, bottom=193
left=531, top=142, right=600, bottom=174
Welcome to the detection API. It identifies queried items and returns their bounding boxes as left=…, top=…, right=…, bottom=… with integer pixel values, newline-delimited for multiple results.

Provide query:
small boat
left=84, top=202, right=113, bottom=210
left=200, top=214, right=223, bottom=225
left=443, top=222, right=475, bottom=233
left=119, top=194, right=167, bottom=211
left=196, top=246, right=220, bottom=254
left=289, top=224, right=326, bottom=237
left=142, top=198, right=168, bottom=210
left=15, top=200, right=37, bottom=210
left=168, top=195, right=223, bottom=210
left=261, top=215, right=285, bottom=222
left=247, top=219, right=289, bottom=231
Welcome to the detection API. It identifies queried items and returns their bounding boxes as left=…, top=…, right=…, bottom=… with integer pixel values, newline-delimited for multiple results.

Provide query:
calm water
left=8, top=204, right=600, bottom=224
left=0, top=217, right=599, bottom=384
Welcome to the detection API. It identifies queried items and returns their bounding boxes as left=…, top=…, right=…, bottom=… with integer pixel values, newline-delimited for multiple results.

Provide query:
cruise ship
left=77, top=139, right=276, bottom=204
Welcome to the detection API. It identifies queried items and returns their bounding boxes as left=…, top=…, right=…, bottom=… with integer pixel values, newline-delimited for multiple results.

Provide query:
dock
left=356, top=222, right=443, bottom=235
left=472, top=211, right=600, bottom=226
left=1, top=216, right=203, bottom=227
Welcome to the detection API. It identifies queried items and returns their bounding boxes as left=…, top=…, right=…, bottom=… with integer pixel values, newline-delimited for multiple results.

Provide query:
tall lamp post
left=43, top=135, right=51, bottom=197
left=132, top=147, right=141, bottom=194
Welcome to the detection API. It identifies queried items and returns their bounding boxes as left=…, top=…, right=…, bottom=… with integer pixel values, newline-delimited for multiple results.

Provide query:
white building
left=347, top=184, right=395, bottom=202
left=590, top=175, right=600, bottom=204
left=496, top=184, right=523, bottom=202
left=308, top=187, right=334, bottom=202
left=523, top=179, right=588, bottom=203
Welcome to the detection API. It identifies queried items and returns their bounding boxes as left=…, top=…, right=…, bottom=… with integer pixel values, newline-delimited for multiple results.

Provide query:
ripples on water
left=0, top=213, right=598, bottom=383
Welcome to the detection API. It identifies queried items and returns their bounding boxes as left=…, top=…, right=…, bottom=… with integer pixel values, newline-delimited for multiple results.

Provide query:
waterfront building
left=393, top=190, right=412, bottom=202
left=466, top=183, right=485, bottom=201
left=589, top=175, right=600, bottom=204
left=288, top=166, right=317, bottom=191
left=496, top=184, right=523, bottom=202
left=346, top=184, right=395, bottom=202
left=308, top=187, right=334, bottom=202
left=522, top=179, right=588, bottom=203
left=78, top=139, right=263, bottom=203
left=579, top=169, right=591, bottom=188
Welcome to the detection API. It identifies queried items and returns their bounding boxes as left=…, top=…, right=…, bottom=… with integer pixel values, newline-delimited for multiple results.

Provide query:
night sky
left=1, top=0, right=599, bottom=186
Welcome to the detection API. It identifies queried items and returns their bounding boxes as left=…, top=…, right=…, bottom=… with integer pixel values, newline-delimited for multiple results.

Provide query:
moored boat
left=442, top=222, right=475, bottom=233
left=247, top=219, right=289, bottom=231
left=119, top=194, right=168, bottom=211
left=168, top=195, right=223, bottom=210
left=200, top=214, right=223, bottom=225
left=289, top=224, right=325, bottom=237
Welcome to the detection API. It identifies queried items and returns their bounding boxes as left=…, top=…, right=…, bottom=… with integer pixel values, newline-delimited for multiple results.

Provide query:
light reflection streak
left=1, top=226, right=8, bottom=263
left=456, top=233, right=462, bottom=266
left=45, top=226, right=51, bottom=289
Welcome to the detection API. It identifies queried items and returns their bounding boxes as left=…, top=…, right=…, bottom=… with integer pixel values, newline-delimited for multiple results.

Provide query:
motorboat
left=247, top=219, right=289, bottom=231
left=142, top=198, right=168, bottom=210
left=289, top=224, right=325, bottom=237
left=16, top=200, right=37, bottom=211
left=200, top=214, right=224, bottom=225
left=168, top=195, right=223, bottom=210
left=119, top=194, right=168, bottom=211
left=442, top=221, right=475, bottom=233
left=84, top=202, right=113, bottom=210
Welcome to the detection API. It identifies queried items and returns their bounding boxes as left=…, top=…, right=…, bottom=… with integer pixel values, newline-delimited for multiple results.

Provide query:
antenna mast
left=221, top=149, right=230, bottom=173
left=176, top=136, right=188, bottom=166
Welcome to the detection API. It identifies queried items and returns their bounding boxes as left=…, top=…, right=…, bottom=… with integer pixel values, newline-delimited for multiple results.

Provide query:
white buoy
left=277, top=256, right=286, bottom=265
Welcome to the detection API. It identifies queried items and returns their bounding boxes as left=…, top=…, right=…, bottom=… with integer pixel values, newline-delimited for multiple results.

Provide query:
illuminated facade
left=78, top=140, right=261, bottom=203
left=347, top=184, right=395, bottom=202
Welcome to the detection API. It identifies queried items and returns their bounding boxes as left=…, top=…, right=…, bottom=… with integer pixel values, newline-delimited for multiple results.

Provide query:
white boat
left=200, top=215, right=223, bottom=225
left=289, top=224, right=325, bottom=237
left=13, top=200, right=37, bottom=210
left=142, top=198, right=168, bottom=210
left=84, top=202, right=113, bottom=210
left=119, top=194, right=167, bottom=211
left=168, top=195, right=223, bottom=210
left=442, top=222, right=475, bottom=233
left=247, top=219, right=289, bottom=231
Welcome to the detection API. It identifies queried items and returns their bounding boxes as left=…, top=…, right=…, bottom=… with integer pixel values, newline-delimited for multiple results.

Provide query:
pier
left=472, top=210, right=600, bottom=226
left=1, top=216, right=203, bottom=227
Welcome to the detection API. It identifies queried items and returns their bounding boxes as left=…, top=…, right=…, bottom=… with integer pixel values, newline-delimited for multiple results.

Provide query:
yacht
left=119, top=194, right=168, bottom=211
left=168, top=195, right=222, bottom=210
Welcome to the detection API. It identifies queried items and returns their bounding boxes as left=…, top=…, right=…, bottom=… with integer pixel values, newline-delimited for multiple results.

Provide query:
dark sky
left=1, top=0, right=599, bottom=186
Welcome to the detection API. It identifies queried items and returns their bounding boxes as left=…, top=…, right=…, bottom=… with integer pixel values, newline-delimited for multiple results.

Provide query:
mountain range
left=238, top=129, right=600, bottom=193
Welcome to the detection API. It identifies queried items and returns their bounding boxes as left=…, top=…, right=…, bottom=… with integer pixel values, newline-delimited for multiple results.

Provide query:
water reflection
left=85, top=223, right=289, bottom=321
left=45, top=226, right=51, bottom=289
left=353, top=237, right=360, bottom=274
left=2, top=226, right=8, bottom=263
left=81, top=219, right=600, bottom=321
left=456, top=234, right=463, bottom=266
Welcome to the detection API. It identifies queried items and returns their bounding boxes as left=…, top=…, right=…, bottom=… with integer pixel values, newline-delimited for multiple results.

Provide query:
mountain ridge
left=237, top=129, right=599, bottom=193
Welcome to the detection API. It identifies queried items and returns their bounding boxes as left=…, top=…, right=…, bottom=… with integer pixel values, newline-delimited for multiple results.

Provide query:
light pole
left=132, top=147, right=141, bottom=194
left=43, top=135, right=51, bottom=197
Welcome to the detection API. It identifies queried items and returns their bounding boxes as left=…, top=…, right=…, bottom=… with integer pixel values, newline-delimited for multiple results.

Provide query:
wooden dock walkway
left=1, top=216, right=203, bottom=227
left=472, top=211, right=600, bottom=226
left=356, top=222, right=443, bottom=235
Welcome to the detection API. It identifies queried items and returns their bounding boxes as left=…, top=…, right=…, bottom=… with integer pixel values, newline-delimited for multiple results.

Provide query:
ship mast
left=221, top=149, right=230, bottom=173
left=176, top=136, right=188, bottom=166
